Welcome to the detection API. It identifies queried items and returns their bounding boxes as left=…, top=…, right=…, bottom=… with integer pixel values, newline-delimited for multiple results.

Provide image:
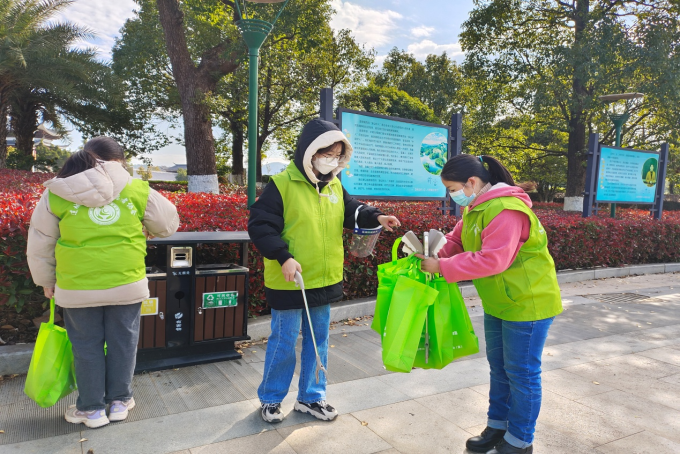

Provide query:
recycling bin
left=135, top=231, right=251, bottom=372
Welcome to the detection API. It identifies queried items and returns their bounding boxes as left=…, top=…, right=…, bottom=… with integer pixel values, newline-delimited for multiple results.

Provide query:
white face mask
left=312, top=156, right=339, bottom=174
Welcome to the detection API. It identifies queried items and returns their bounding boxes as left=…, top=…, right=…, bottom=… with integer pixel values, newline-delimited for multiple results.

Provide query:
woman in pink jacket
left=418, top=155, right=562, bottom=454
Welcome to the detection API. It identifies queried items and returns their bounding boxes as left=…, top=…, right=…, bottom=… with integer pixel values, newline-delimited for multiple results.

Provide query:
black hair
left=441, top=154, right=515, bottom=186
left=315, top=141, right=346, bottom=157
left=57, top=137, right=126, bottom=178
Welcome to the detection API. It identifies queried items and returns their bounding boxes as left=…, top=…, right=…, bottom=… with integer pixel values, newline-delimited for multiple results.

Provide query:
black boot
left=466, top=426, right=506, bottom=453
left=486, top=438, right=533, bottom=454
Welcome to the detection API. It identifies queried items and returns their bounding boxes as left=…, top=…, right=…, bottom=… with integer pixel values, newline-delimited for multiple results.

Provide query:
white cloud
left=411, top=26, right=435, bottom=38
left=54, top=0, right=137, bottom=60
left=406, top=39, right=464, bottom=60
left=330, top=0, right=402, bottom=48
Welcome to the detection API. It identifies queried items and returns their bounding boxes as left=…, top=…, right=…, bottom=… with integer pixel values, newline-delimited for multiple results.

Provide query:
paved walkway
left=0, top=273, right=678, bottom=454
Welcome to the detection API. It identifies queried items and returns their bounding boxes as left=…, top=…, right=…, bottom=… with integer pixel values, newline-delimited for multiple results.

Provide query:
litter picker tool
left=294, top=271, right=328, bottom=384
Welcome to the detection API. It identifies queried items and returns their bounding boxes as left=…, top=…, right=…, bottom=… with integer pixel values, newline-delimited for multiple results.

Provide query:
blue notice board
left=596, top=146, right=659, bottom=204
left=339, top=109, right=449, bottom=199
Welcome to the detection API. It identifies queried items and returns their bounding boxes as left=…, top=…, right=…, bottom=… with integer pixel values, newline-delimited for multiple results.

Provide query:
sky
left=53, top=0, right=475, bottom=166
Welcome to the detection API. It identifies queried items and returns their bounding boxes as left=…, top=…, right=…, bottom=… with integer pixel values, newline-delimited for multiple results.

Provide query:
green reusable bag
left=381, top=275, right=439, bottom=373
left=24, top=299, right=77, bottom=408
left=413, top=277, right=456, bottom=370
left=413, top=278, right=479, bottom=369
left=372, top=239, right=424, bottom=335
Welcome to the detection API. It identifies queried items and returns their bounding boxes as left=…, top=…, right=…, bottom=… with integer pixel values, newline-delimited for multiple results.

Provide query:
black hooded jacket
left=248, top=118, right=383, bottom=310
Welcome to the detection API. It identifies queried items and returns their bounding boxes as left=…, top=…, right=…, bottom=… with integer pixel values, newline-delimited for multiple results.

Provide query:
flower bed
left=1, top=169, right=679, bottom=319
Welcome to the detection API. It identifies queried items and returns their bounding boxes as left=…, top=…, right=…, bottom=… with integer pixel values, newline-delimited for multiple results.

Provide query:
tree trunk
left=565, top=0, right=589, bottom=198
left=157, top=0, right=218, bottom=193
left=230, top=119, right=245, bottom=185
left=0, top=101, right=8, bottom=169
left=10, top=101, right=39, bottom=162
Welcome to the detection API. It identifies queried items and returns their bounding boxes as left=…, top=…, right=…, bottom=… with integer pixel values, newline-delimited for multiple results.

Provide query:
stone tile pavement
left=0, top=273, right=678, bottom=454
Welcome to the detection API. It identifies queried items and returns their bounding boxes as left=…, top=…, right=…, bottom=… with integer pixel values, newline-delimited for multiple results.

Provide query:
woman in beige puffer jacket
left=27, top=136, right=179, bottom=428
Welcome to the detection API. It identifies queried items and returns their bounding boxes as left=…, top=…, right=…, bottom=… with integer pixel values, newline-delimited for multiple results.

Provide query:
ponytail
left=441, top=154, right=516, bottom=186
left=57, top=136, right=126, bottom=178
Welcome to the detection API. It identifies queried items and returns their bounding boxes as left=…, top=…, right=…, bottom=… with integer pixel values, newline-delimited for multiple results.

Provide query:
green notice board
left=202, top=291, right=238, bottom=309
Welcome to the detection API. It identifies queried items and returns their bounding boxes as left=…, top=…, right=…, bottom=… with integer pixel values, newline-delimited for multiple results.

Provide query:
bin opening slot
left=170, top=247, right=192, bottom=268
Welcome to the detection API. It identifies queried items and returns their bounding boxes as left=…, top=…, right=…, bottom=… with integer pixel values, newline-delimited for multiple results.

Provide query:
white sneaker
left=65, top=406, right=110, bottom=428
left=294, top=400, right=338, bottom=421
left=108, top=397, right=136, bottom=422
left=260, top=403, right=284, bottom=423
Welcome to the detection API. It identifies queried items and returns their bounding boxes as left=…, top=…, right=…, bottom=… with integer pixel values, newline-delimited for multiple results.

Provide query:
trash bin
left=135, top=231, right=251, bottom=372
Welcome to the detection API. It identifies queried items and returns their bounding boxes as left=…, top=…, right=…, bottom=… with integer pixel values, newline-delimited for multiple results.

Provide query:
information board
left=339, top=109, right=449, bottom=199
left=595, top=146, right=659, bottom=204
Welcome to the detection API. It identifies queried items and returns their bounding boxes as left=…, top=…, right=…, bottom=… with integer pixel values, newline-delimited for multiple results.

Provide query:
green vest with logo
left=462, top=197, right=562, bottom=321
left=264, top=163, right=345, bottom=291
left=48, top=179, right=149, bottom=290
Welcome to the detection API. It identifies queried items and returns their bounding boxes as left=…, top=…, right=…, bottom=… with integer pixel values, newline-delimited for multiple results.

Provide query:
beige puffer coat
left=26, top=161, right=180, bottom=308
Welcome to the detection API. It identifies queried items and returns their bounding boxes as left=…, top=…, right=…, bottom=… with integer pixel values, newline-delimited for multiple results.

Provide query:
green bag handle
left=391, top=237, right=403, bottom=262
left=49, top=298, right=56, bottom=325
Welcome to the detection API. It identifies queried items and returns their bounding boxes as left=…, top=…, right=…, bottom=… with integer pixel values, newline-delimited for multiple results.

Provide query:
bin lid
left=148, top=231, right=250, bottom=245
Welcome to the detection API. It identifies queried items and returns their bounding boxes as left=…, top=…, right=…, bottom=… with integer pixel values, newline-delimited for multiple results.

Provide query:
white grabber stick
left=294, top=271, right=328, bottom=384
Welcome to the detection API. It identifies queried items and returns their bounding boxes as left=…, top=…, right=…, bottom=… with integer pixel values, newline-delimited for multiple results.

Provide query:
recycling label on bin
left=141, top=298, right=158, bottom=316
left=202, top=291, right=238, bottom=309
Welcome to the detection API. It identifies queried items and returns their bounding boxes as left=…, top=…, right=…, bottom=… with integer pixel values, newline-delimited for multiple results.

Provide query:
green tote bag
left=372, top=239, right=424, bottom=336
left=24, top=298, right=77, bottom=408
left=381, top=275, right=439, bottom=373
left=413, top=277, right=479, bottom=369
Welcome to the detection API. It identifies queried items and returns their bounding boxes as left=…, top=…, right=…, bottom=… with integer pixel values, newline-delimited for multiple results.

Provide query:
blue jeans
left=484, top=313, right=554, bottom=448
left=258, top=304, right=330, bottom=404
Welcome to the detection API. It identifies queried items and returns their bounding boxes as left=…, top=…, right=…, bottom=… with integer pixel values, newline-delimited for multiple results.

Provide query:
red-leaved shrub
left=1, top=169, right=678, bottom=314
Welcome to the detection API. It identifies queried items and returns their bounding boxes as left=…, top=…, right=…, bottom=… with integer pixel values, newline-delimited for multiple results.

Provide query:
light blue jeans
left=484, top=313, right=554, bottom=448
left=258, top=304, right=330, bottom=404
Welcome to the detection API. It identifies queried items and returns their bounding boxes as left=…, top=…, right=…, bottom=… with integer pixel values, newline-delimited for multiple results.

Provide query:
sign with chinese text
left=202, top=291, right=238, bottom=309
left=141, top=298, right=158, bottom=316
left=339, top=109, right=449, bottom=199
left=596, top=146, right=659, bottom=204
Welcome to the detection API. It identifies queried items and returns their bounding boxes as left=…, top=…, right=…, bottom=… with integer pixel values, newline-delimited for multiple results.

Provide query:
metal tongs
left=294, top=271, right=328, bottom=384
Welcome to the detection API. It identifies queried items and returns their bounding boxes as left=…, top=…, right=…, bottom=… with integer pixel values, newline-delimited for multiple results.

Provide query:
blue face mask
left=449, top=185, right=477, bottom=206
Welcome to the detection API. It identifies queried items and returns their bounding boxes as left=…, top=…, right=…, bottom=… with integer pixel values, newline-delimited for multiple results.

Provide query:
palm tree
left=0, top=0, right=122, bottom=169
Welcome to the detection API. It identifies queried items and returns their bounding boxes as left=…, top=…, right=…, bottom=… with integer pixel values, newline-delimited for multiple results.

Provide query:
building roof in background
left=263, top=161, right=287, bottom=176
left=166, top=163, right=187, bottom=172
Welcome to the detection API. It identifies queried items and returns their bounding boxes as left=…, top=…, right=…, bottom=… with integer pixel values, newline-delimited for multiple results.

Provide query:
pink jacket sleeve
left=438, top=220, right=464, bottom=258
left=438, top=209, right=530, bottom=283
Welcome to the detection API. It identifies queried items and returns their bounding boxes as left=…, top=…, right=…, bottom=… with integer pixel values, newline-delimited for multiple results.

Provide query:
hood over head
left=44, top=161, right=132, bottom=208
left=470, top=183, right=533, bottom=209
left=293, top=118, right=353, bottom=186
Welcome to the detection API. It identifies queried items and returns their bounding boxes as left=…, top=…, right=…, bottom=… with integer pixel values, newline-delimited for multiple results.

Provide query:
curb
left=1, top=263, right=678, bottom=376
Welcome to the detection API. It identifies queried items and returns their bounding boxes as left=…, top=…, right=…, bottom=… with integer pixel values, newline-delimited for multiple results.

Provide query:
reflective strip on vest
left=264, top=163, right=345, bottom=290
left=462, top=197, right=563, bottom=322
left=48, top=179, right=149, bottom=290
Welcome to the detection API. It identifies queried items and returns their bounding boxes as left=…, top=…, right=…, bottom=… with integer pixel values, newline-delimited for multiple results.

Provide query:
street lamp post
left=598, top=92, right=644, bottom=218
left=234, top=0, right=289, bottom=207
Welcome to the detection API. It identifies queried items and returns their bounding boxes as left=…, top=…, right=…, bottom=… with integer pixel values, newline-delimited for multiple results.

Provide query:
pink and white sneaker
left=64, top=406, right=109, bottom=428
left=108, top=397, right=136, bottom=422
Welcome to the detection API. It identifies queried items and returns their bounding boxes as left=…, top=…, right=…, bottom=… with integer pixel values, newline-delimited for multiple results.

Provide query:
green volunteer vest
left=48, top=179, right=149, bottom=290
left=264, top=163, right=345, bottom=290
left=462, top=197, right=563, bottom=321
